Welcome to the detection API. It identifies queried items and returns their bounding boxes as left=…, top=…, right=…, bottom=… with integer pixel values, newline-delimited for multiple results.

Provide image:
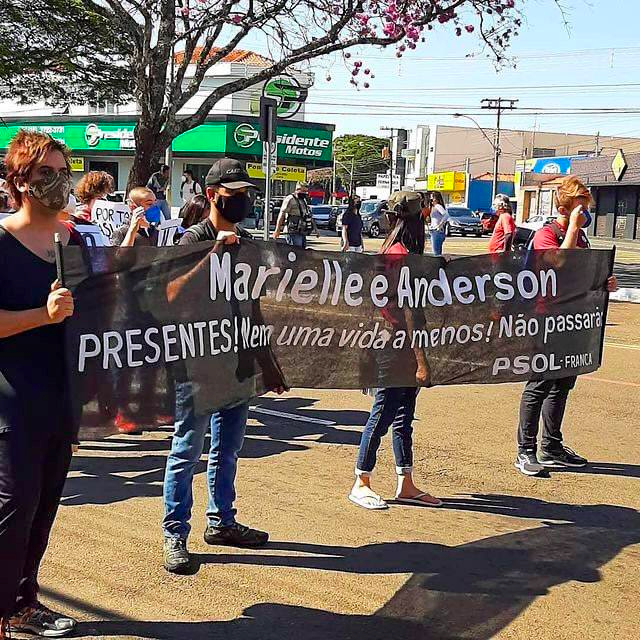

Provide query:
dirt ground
left=28, top=299, right=639, bottom=640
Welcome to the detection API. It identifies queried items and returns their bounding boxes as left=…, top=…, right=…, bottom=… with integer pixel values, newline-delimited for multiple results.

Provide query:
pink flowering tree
left=3, top=0, right=523, bottom=187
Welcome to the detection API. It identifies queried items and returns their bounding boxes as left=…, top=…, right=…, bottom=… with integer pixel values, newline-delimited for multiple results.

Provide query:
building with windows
left=403, top=124, right=640, bottom=191
left=0, top=49, right=333, bottom=201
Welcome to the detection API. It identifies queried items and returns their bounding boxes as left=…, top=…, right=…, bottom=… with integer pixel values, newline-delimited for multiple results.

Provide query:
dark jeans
left=517, top=376, right=577, bottom=453
left=0, top=428, right=72, bottom=616
left=287, top=233, right=306, bottom=249
left=356, top=387, right=419, bottom=475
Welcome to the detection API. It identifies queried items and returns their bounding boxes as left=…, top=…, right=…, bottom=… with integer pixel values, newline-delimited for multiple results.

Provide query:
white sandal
left=348, top=490, right=389, bottom=510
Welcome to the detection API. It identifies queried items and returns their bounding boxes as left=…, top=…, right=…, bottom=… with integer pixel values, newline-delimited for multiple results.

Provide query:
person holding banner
left=0, top=130, right=79, bottom=637
left=514, top=176, right=618, bottom=476
left=162, top=158, right=286, bottom=574
left=349, top=191, right=442, bottom=511
left=73, top=170, right=115, bottom=223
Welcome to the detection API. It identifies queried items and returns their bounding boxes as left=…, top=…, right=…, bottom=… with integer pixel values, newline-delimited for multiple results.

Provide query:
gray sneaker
left=163, top=537, right=191, bottom=574
left=514, top=451, right=544, bottom=476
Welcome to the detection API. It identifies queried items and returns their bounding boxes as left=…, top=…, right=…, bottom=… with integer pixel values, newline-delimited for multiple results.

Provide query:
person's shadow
left=71, top=495, right=639, bottom=639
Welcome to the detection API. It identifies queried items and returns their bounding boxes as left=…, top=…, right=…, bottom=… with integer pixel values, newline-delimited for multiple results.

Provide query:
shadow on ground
left=62, top=396, right=367, bottom=507
left=46, top=495, right=639, bottom=640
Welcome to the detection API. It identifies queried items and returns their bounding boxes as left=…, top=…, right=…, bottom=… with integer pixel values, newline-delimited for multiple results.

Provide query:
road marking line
left=583, top=376, right=640, bottom=388
left=604, top=342, right=640, bottom=350
left=250, top=406, right=336, bottom=425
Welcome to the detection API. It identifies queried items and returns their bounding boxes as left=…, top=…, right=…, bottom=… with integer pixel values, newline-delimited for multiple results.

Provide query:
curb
left=611, top=288, right=640, bottom=304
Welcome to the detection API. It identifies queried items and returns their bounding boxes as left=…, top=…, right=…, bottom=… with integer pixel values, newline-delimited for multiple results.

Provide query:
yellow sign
left=612, top=150, right=627, bottom=181
left=427, top=171, right=466, bottom=192
left=69, top=157, right=85, bottom=172
left=246, top=163, right=306, bottom=182
left=450, top=192, right=464, bottom=203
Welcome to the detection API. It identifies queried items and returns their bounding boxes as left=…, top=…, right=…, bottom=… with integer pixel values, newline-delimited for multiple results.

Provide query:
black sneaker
left=514, top=450, right=545, bottom=476
left=9, top=603, right=77, bottom=637
left=540, top=446, right=587, bottom=468
left=204, top=522, right=269, bottom=547
left=163, top=537, right=191, bottom=574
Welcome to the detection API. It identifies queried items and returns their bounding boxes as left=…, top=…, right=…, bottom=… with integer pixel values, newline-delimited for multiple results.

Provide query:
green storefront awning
left=0, top=118, right=333, bottom=163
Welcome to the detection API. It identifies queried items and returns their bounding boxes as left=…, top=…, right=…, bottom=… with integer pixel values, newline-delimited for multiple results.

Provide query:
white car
left=518, top=214, right=556, bottom=231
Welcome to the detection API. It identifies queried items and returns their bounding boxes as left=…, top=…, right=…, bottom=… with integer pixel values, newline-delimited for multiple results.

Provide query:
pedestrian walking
left=273, top=181, right=319, bottom=248
left=348, top=191, right=442, bottom=511
left=0, top=130, right=81, bottom=638
left=147, top=164, right=171, bottom=221
left=514, top=176, right=618, bottom=476
left=488, top=200, right=516, bottom=253
left=162, top=158, right=286, bottom=574
left=341, top=195, right=365, bottom=253
left=428, top=191, right=448, bottom=256
left=180, top=169, right=202, bottom=205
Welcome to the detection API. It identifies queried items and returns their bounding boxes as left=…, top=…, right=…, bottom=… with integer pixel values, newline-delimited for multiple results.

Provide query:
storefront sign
left=262, top=75, right=308, bottom=119
left=376, top=173, right=401, bottom=190
left=515, top=157, right=574, bottom=175
left=246, top=163, right=306, bottom=182
left=69, top=157, right=85, bottom=172
left=0, top=119, right=333, bottom=164
left=427, top=172, right=466, bottom=192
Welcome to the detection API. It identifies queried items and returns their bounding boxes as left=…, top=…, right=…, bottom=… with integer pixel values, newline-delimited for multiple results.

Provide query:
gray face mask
left=28, top=171, right=72, bottom=211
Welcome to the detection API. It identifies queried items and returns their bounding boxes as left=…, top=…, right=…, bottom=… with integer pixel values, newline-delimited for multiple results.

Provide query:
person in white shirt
left=428, top=191, right=449, bottom=256
left=180, top=169, right=202, bottom=205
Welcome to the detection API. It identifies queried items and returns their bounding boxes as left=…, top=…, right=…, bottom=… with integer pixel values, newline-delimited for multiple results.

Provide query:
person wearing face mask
left=146, top=164, right=171, bottom=221
left=111, top=187, right=162, bottom=247
left=180, top=169, right=202, bottom=205
left=161, top=158, right=286, bottom=574
left=0, top=130, right=81, bottom=638
left=273, top=181, right=319, bottom=248
left=514, top=176, right=618, bottom=477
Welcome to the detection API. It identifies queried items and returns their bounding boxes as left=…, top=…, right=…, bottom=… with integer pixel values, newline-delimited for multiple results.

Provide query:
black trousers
left=517, top=376, right=577, bottom=453
left=0, top=428, right=72, bottom=617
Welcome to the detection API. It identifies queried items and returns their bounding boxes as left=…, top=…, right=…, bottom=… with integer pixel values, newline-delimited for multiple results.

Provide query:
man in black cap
left=161, top=158, right=271, bottom=574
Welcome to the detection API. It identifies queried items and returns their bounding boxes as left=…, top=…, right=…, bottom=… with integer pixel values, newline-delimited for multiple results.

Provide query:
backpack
left=287, top=196, right=314, bottom=235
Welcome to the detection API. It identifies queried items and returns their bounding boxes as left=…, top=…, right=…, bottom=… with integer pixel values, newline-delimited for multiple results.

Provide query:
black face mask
left=215, top=192, right=251, bottom=224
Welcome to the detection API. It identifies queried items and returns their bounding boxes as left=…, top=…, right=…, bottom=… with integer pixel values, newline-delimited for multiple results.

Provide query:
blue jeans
left=356, top=387, right=419, bottom=476
left=158, top=198, right=171, bottom=221
left=430, top=229, right=446, bottom=256
left=287, top=233, right=306, bottom=248
left=162, top=381, right=249, bottom=539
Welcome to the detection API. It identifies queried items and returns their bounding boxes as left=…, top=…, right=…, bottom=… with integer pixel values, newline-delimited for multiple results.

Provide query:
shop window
left=89, top=102, right=116, bottom=115
left=532, top=147, right=556, bottom=158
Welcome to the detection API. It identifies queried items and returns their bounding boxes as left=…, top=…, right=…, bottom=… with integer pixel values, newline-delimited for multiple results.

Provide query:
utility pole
left=481, top=98, right=518, bottom=201
left=380, top=126, right=397, bottom=196
left=595, top=131, right=601, bottom=157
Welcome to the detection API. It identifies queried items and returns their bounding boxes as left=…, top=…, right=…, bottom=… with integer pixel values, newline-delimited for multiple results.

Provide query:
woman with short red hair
left=0, top=130, right=79, bottom=637
left=73, top=170, right=114, bottom=222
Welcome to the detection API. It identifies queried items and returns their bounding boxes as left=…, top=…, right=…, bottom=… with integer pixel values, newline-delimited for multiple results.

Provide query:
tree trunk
left=127, top=118, right=166, bottom=193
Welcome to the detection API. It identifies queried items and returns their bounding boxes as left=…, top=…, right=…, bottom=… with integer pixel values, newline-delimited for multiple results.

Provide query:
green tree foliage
left=334, top=134, right=389, bottom=189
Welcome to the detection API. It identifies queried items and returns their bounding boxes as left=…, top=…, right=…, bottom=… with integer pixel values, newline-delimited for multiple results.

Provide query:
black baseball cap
left=205, top=158, right=255, bottom=189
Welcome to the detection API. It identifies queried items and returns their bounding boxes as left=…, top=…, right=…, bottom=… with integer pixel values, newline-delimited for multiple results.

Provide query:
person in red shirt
left=514, top=176, right=617, bottom=476
left=349, top=191, right=442, bottom=510
left=488, top=201, right=516, bottom=253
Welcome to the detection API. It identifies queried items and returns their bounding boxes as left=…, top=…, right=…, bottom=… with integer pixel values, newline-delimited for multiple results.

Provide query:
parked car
left=513, top=214, right=556, bottom=248
left=333, top=205, right=349, bottom=233
left=445, top=206, right=483, bottom=237
left=480, top=211, right=498, bottom=234
left=310, top=204, right=335, bottom=229
left=360, top=199, right=390, bottom=238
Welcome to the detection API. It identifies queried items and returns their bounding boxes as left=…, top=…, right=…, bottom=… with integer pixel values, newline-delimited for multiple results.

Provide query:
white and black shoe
left=163, top=536, right=192, bottom=574
left=539, top=446, right=587, bottom=468
left=9, top=603, right=77, bottom=637
left=514, top=451, right=545, bottom=476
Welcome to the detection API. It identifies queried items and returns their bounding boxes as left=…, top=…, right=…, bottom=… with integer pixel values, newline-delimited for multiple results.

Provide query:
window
left=532, top=147, right=556, bottom=158
left=89, top=102, right=116, bottom=115
left=577, top=150, right=592, bottom=156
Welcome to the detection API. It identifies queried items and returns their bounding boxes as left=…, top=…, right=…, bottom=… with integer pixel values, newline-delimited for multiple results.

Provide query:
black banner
left=63, top=241, right=613, bottom=439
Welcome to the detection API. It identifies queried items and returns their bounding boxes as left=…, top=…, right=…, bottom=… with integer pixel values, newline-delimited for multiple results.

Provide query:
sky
left=248, top=0, right=640, bottom=142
